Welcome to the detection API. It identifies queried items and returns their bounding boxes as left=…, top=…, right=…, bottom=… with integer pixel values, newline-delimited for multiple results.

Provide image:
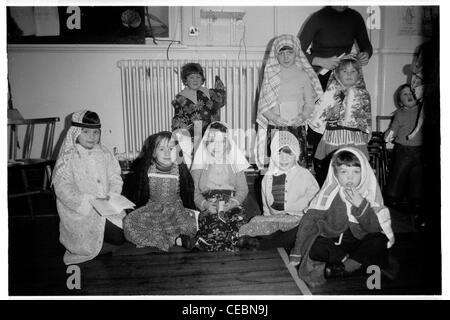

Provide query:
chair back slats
left=8, top=117, right=60, bottom=161
left=376, top=115, right=393, bottom=132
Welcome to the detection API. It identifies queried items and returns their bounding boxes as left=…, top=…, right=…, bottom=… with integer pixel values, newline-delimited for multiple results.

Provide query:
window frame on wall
left=144, top=6, right=182, bottom=45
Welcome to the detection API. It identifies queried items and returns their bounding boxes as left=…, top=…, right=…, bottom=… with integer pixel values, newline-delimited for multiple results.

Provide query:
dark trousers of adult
left=309, top=229, right=389, bottom=268
left=307, top=129, right=327, bottom=185
left=99, top=219, right=126, bottom=255
left=307, top=71, right=332, bottom=186
left=385, top=144, right=424, bottom=205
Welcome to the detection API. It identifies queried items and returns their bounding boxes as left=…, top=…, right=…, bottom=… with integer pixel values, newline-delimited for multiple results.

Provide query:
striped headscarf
left=256, top=34, right=323, bottom=128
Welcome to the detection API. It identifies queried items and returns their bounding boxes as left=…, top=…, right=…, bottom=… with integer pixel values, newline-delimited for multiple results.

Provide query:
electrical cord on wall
left=238, top=20, right=247, bottom=60
left=144, top=7, right=182, bottom=60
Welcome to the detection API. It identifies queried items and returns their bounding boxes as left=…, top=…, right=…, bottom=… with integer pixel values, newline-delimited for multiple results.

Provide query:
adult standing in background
left=298, top=6, right=373, bottom=185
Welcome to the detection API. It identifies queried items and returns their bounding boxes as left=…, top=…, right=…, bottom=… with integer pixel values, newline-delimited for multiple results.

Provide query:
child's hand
left=223, top=199, right=239, bottom=212
left=344, top=186, right=363, bottom=207
left=205, top=201, right=218, bottom=214
left=384, top=130, right=394, bottom=143
left=96, top=195, right=110, bottom=201
left=275, top=117, right=291, bottom=127
left=291, top=116, right=305, bottom=127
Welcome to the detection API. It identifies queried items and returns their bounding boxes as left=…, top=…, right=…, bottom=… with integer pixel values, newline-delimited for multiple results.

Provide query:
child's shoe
left=324, top=262, right=346, bottom=278
left=381, top=255, right=400, bottom=280
left=288, top=255, right=301, bottom=267
left=236, top=236, right=260, bottom=251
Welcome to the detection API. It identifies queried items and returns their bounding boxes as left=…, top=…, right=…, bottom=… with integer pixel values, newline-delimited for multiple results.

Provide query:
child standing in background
left=239, top=130, right=319, bottom=237
left=52, top=110, right=125, bottom=265
left=384, top=84, right=424, bottom=212
left=191, top=121, right=250, bottom=252
left=310, top=55, right=371, bottom=184
left=123, top=131, right=198, bottom=251
left=255, top=34, right=323, bottom=170
left=171, top=62, right=226, bottom=168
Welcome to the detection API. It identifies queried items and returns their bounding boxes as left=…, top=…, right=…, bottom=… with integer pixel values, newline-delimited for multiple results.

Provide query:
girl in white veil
left=190, top=121, right=250, bottom=251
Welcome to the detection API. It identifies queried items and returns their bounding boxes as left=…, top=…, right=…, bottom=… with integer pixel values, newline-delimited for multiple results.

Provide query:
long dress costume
left=191, top=121, right=250, bottom=252
left=124, top=163, right=197, bottom=251
left=52, top=110, right=124, bottom=265
left=310, top=57, right=372, bottom=160
left=255, top=34, right=323, bottom=170
left=289, top=147, right=394, bottom=287
left=239, top=131, right=319, bottom=237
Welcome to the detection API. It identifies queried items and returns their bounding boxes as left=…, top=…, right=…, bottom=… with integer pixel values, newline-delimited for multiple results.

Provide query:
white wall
left=7, top=6, right=432, bottom=157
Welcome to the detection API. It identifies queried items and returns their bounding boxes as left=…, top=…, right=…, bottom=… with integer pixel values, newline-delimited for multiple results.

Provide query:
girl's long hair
left=122, top=131, right=195, bottom=209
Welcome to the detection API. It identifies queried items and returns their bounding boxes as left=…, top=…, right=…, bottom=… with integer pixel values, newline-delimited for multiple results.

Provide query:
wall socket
left=188, top=26, right=199, bottom=36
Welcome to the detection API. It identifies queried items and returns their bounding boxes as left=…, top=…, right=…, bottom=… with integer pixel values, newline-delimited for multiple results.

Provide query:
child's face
left=335, top=165, right=362, bottom=189
left=154, top=138, right=177, bottom=166
left=276, top=147, right=296, bottom=171
left=77, top=128, right=100, bottom=150
left=277, top=48, right=296, bottom=68
left=399, top=87, right=418, bottom=108
left=186, top=73, right=203, bottom=91
left=337, top=63, right=359, bottom=88
left=205, top=129, right=228, bottom=160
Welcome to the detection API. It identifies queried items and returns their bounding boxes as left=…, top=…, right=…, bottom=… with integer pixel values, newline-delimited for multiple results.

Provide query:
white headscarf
left=191, top=121, right=250, bottom=173
left=308, top=147, right=395, bottom=248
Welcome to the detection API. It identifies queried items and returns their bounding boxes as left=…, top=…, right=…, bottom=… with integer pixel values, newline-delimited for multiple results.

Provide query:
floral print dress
left=171, top=77, right=226, bottom=136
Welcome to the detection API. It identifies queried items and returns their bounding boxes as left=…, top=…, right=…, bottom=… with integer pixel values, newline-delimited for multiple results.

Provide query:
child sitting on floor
left=310, top=55, right=371, bottom=184
left=123, top=131, right=198, bottom=251
left=190, top=121, right=250, bottom=252
left=288, top=147, right=395, bottom=287
left=255, top=34, right=323, bottom=170
left=384, top=84, right=424, bottom=213
left=239, top=130, right=319, bottom=237
left=52, top=110, right=126, bottom=265
left=171, top=62, right=226, bottom=167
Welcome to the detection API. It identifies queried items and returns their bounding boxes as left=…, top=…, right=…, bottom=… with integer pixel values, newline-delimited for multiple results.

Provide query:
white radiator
left=117, top=59, right=262, bottom=160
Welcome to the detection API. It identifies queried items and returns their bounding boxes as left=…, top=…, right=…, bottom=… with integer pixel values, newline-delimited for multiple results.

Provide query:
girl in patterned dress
left=123, top=131, right=198, bottom=251
left=190, top=121, right=250, bottom=252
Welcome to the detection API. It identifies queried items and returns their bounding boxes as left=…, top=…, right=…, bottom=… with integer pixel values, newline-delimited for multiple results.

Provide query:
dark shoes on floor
left=178, top=234, right=197, bottom=250
left=236, top=236, right=260, bottom=251
left=324, top=262, right=364, bottom=279
left=381, top=256, right=400, bottom=280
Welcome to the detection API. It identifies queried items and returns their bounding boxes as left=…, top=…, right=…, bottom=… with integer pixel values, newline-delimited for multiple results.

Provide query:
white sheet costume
left=52, top=110, right=123, bottom=265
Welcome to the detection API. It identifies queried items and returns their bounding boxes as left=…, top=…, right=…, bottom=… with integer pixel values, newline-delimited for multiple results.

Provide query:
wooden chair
left=8, top=117, right=60, bottom=218
left=368, top=116, right=393, bottom=191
